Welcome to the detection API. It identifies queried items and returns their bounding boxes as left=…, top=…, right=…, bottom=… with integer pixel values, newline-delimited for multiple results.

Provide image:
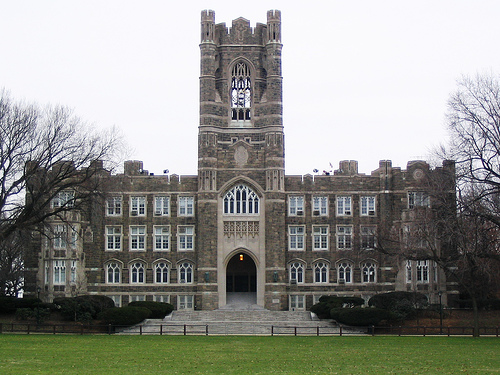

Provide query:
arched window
left=362, top=261, right=377, bottom=283
left=130, top=262, right=145, bottom=284
left=178, top=262, right=193, bottom=284
left=223, top=184, right=259, bottom=215
left=314, top=262, right=329, bottom=283
left=289, top=262, right=304, bottom=284
left=337, top=261, right=352, bottom=283
left=107, top=262, right=121, bottom=284
left=155, top=262, right=169, bottom=284
left=231, top=62, right=251, bottom=122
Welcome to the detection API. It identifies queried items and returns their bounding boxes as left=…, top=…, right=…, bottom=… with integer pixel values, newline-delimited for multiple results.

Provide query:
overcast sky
left=1, top=1, right=499, bottom=176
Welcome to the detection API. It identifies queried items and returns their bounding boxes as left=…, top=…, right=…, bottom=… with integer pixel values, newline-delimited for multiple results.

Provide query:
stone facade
left=25, top=10, right=455, bottom=311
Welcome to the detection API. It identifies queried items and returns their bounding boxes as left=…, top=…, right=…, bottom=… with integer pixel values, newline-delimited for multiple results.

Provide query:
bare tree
left=447, top=73, right=500, bottom=227
left=0, top=90, right=121, bottom=295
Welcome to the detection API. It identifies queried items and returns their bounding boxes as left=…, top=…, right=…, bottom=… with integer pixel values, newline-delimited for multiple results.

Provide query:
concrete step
left=120, top=320, right=342, bottom=336
left=168, top=309, right=313, bottom=322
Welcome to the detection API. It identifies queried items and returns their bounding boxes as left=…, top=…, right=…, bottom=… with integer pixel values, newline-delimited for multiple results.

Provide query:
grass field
left=0, top=335, right=499, bottom=374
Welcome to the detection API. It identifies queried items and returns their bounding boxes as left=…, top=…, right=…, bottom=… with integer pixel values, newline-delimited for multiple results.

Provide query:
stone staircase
left=120, top=307, right=343, bottom=336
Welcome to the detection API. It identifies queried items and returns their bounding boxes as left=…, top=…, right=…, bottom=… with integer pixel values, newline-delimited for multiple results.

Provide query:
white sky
left=1, top=1, right=499, bottom=175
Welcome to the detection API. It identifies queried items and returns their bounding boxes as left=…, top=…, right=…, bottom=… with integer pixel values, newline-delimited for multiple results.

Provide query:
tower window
left=223, top=184, right=259, bottom=215
left=231, top=62, right=251, bottom=122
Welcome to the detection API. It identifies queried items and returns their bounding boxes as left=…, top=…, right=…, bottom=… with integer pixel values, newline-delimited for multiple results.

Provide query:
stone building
left=25, top=10, right=455, bottom=311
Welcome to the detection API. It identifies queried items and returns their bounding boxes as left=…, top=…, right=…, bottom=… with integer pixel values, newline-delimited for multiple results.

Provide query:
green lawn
left=0, top=335, right=498, bottom=374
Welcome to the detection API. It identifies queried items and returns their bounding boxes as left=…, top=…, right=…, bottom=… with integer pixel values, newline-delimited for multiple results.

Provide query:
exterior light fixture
left=239, top=254, right=244, bottom=261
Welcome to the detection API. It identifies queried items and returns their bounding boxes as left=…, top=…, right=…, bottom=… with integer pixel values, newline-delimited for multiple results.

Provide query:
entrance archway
left=226, top=252, right=256, bottom=305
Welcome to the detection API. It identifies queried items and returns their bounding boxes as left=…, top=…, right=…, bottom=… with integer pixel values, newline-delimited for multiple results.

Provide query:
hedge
left=97, top=306, right=152, bottom=326
left=128, top=301, right=174, bottom=319
left=310, top=296, right=365, bottom=319
left=334, top=307, right=395, bottom=326
left=53, top=295, right=115, bottom=322
left=368, top=291, right=428, bottom=320
left=0, top=297, right=42, bottom=314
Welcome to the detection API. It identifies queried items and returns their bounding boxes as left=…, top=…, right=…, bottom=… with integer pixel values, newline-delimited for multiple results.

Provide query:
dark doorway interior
left=226, top=253, right=256, bottom=293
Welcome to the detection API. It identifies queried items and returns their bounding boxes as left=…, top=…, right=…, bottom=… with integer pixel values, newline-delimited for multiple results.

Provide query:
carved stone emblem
left=235, top=145, right=249, bottom=166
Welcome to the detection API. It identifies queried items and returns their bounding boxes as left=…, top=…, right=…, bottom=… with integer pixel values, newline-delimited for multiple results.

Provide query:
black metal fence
left=1, top=322, right=499, bottom=337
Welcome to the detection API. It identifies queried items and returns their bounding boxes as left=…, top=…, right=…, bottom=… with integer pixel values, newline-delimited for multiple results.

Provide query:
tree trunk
left=471, top=296, right=480, bottom=337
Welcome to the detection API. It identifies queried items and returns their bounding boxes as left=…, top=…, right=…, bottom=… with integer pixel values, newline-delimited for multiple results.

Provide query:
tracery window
left=106, top=262, right=121, bottom=284
left=362, top=261, right=377, bottom=283
left=130, top=262, right=145, bottom=284
left=155, top=262, right=169, bottom=284
left=223, top=184, right=259, bottom=215
left=231, top=62, right=252, bottom=121
left=337, top=262, right=352, bottom=283
left=289, top=262, right=304, bottom=284
left=178, top=262, right=193, bottom=284
left=314, top=262, right=329, bottom=283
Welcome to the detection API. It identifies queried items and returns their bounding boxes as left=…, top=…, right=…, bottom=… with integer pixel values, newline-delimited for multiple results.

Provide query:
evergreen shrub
left=97, top=306, right=151, bottom=326
left=128, top=301, right=174, bottom=318
left=334, top=307, right=395, bottom=326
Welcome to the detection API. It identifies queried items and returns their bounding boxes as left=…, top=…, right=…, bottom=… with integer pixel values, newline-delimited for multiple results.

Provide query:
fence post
left=271, top=326, right=274, bottom=336
left=160, top=325, right=163, bottom=336
left=27, top=324, right=30, bottom=335
left=398, top=326, right=402, bottom=336
left=139, top=325, right=143, bottom=335
left=371, top=325, right=375, bottom=336
left=53, top=325, right=56, bottom=335
left=206, top=325, right=209, bottom=336
left=294, top=327, right=297, bottom=336
left=423, top=326, right=426, bottom=337
left=339, top=325, right=342, bottom=337
left=317, top=326, right=319, bottom=336
left=184, top=324, right=187, bottom=336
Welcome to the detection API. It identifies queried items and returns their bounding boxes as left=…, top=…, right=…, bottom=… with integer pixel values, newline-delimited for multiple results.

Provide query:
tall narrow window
left=314, top=262, right=329, bottom=283
left=289, top=226, right=305, bottom=250
left=313, top=226, right=329, bottom=250
left=337, top=226, right=353, bottom=249
left=223, top=184, right=259, bottom=214
left=178, top=196, right=194, bottom=216
left=53, top=260, right=66, bottom=284
left=179, top=262, right=193, bottom=284
left=337, top=262, right=352, bottom=283
left=289, top=262, right=304, bottom=284
left=231, top=62, right=252, bottom=122
left=362, top=262, right=377, bottom=283
left=130, top=262, right=145, bottom=284
left=107, top=262, right=121, bottom=284
left=154, top=226, right=170, bottom=251
left=130, top=226, right=146, bottom=251
left=155, top=262, right=169, bottom=284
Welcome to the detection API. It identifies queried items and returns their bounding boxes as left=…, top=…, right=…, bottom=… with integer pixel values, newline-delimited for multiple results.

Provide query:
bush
left=53, top=295, right=115, bottom=322
left=368, top=292, right=427, bottom=320
left=128, top=301, right=174, bottom=319
left=97, top=306, right=151, bottom=326
left=0, top=297, right=42, bottom=314
left=368, top=292, right=427, bottom=310
left=334, top=307, right=395, bottom=326
left=15, top=308, right=33, bottom=320
left=310, top=296, right=365, bottom=319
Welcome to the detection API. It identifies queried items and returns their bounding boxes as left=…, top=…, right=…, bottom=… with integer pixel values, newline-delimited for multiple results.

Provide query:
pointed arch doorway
left=226, top=252, right=257, bottom=305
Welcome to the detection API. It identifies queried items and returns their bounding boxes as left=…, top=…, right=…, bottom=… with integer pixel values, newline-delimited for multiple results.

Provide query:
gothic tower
left=198, top=10, right=287, bottom=309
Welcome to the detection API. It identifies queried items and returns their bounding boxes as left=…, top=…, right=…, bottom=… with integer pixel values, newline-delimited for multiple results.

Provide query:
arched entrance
left=226, top=252, right=257, bottom=305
